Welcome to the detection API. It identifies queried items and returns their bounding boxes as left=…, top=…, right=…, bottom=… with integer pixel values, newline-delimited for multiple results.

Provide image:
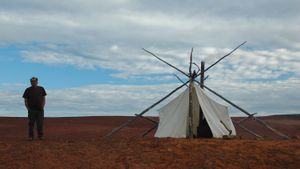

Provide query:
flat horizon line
left=0, top=114, right=299, bottom=118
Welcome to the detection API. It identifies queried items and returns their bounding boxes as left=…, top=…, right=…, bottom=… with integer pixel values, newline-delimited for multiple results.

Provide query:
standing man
left=23, top=77, right=47, bottom=140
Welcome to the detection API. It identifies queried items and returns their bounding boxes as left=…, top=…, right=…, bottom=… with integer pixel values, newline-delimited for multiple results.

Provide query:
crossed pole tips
left=104, top=41, right=290, bottom=140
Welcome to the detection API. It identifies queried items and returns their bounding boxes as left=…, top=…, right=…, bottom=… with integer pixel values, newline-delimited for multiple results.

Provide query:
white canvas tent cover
left=155, top=82, right=236, bottom=138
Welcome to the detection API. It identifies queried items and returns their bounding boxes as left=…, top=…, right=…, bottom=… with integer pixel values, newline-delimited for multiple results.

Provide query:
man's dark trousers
left=28, top=110, right=44, bottom=139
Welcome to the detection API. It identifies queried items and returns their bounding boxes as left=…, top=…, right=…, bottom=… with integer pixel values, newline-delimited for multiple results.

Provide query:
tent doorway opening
left=197, top=108, right=213, bottom=138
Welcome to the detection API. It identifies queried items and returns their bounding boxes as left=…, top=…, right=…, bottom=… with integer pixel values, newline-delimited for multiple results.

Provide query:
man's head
left=30, top=77, right=38, bottom=87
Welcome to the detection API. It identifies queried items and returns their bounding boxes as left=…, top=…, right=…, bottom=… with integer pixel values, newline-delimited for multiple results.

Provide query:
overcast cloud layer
left=0, top=0, right=299, bottom=116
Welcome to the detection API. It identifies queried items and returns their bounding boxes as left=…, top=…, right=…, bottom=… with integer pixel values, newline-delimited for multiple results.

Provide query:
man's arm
left=42, top=96, right=46, bottom=109
left=42, top=87, right=46, bottom=109
left=24, top=99, right=29, bottom=111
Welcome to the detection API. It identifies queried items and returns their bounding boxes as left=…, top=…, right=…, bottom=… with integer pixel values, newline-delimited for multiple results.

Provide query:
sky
left=0, top=0, right=299, bottom=117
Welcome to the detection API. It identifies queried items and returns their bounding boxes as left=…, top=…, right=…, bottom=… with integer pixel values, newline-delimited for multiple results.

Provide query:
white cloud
left=20, top=45, right=300, bottom=81
left=22, top=50, right=98, bottom=69
left=0, top=83, right=184, bottom=117
left=1, top=1, right=299, bottom=48
left=0, top=80, right=299, bottom=117
left=0, top=0, right=299, bottom=116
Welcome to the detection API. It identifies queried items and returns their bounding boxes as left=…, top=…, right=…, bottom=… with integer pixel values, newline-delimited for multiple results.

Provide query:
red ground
left=0, top=115, right=299, bottom=169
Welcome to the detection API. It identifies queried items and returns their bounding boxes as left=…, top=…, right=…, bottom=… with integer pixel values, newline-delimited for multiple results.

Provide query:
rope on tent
left=236, top=113, right=257, bottom=124
left=232, top=120, right=264, bottom=139
left=135, top=114, right=158, bottom=124
left=141, top=124, right=158, bottom=137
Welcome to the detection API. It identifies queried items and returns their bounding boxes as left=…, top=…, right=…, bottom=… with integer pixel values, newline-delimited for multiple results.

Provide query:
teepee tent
left=155, top=82, right=236, bottom=138
left=104, top=41, right=290, bottom=140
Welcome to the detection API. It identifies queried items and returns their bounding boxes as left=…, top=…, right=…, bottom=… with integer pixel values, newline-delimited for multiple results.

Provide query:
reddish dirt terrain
left=0, top=115, right=299, bottom=169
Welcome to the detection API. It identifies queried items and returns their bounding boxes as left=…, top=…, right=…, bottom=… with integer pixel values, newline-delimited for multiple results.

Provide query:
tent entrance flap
left=197, top=108, right=213, bottom=138
left=191, top=84, right=213, bottom=138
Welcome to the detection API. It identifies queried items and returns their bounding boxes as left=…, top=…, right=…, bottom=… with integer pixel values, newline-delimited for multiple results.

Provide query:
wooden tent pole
left=195, top=61, right=205, bottom=138
left=201, top=84, right=290, bottom=139
left=188, top=80, right=193, bottom=138
left=142, top=48, right=189, bottom=77
left=188, top=48, right=194, bottom=138
left=204, top=41, right=246, bottom=73
left=195, top=41, right=247, bottom=79
left=189, top=48, right=193, bottom=74
left=200, top=61, right=205, bottom=89
left=220, top=120, right=232, bottom=135
left=103, top=81, right=189, bottom=138
left=174, top=74, right=188, bottom=87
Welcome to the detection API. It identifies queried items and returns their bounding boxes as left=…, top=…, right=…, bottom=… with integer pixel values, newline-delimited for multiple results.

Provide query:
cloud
left=1, top=0, right=298, bottom=81
left=1, top=80, right=299, bottom=117
left=0, top=0, right=299, bottom=116
left=203, top=48, right=300, bottom=81
left=0, top=83, right=27, bottom=116
left=206, top=78, right=300, bottom=116
left=0, top=83, right=183, bottom=117
left=22, top=50, right=99, bottom=69
left=1, top=0, right=299, bottom=48
left=21, top=45, right=300, bottom=81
